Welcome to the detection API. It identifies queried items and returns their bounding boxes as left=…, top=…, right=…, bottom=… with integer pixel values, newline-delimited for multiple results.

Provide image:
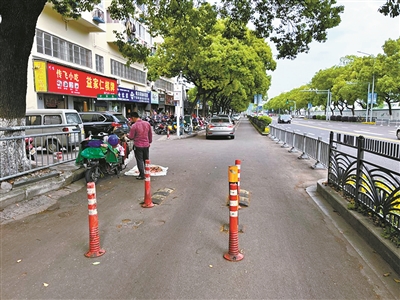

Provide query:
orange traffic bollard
left=142, top=159, right=154, bottom=208
left=85, top=182, right=105, bottom=258
left=224, top=166, right=244, bottom=262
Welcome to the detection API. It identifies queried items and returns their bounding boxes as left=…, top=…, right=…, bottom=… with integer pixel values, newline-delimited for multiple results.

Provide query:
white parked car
left=232, top=114, right=241, bottom=121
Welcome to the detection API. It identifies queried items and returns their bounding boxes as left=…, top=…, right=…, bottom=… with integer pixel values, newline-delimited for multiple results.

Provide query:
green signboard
left=97, top=94, right=118, bottom=100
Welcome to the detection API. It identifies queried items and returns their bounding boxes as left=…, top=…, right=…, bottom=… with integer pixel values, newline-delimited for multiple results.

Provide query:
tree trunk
left=0, top=0, right=47, bottom=178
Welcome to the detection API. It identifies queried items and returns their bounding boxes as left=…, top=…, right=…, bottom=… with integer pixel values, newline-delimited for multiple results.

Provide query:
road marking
left=354, top=130, right=383, bottom=136
left=292, top=123, right=399, bottom=143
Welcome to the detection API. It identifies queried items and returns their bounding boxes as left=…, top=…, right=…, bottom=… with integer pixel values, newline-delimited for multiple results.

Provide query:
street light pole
left=366, top=82, right=370, bottom=121
left=300, top=89, right=331, bottom=121
left=174, top=71, right=184, bottom=138
left=357, top=51, right=375, bottom=122
left=370, top=73, right=375, bottom=122
left=327, top=90, right=331, bottom=121
left=286, top=99, right=296, bottom=116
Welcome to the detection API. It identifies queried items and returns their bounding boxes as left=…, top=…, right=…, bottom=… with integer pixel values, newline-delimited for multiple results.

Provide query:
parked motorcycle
left=25, top=137, right=36, bottom=160
left=154, top=122, right=168, bottom=135
left=75, top=134, right=126, bottom=183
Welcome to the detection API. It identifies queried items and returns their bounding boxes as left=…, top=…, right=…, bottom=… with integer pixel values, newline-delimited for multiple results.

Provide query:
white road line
left=354, top=131, right=383, bottom=136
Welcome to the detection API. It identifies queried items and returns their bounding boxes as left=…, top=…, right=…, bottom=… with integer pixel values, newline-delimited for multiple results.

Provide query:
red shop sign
left=47, top=62, right=118, bottom=97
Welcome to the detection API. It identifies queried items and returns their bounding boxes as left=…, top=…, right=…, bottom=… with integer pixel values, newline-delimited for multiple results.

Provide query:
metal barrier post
left=281, top=130, right=289, bottom=148
left=224, top=166, right=244, bottom=262
left=142, top=159, right=154, bottom=208
left=288, top=131, right=297, bottom=153
left=85, top=182, right=106, bottom=258
left=298, top=133, right=310, bottom=159
left=312, top=137, right=325, bottom=169
left=272, top=127, right=279, bottom=142
left=270, top=127, right=276, bottom=140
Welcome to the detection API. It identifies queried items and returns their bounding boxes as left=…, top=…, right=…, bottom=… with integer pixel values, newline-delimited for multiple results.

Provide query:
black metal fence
left=328, top=132, right=400, bottom=232
left=269, top=124, right=399, bottom=232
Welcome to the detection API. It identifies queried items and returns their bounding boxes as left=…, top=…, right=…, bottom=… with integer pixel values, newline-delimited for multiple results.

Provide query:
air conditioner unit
left=92, top=8, right=105, bottom=24
left=117, top=78, right=121, bottom=85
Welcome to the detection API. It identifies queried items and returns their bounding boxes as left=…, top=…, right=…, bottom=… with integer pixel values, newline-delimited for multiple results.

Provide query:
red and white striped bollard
left=85, top=182, right=105, bottom=258
left=224, top=166, right=244, bottom=262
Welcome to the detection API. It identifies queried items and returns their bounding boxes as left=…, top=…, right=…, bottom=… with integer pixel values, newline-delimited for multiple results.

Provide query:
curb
left=248, top=119, right=269, bottom=136
left=316, top=179, right=400, bottom=275
left=0, top=165, right=85, bottom=211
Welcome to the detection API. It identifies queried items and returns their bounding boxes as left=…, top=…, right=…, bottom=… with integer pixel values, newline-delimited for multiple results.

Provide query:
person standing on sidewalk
left=127, top=112, right=152, bottom=180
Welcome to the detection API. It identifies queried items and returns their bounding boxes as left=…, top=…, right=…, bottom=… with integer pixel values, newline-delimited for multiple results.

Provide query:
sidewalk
left=0, top=131, right=199, bottom=223
left=0, top=127, right=399, bottom=275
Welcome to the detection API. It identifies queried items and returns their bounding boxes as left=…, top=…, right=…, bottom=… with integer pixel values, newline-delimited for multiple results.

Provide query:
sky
left=267, top=1, right=400, bottom=99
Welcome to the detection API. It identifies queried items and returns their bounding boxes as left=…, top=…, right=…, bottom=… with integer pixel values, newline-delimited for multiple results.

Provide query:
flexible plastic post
left=142, top=159, right=154, bottom=208
left=224, top=166, right=244, bottom=262
left=85, top=182, right=105, bottom=258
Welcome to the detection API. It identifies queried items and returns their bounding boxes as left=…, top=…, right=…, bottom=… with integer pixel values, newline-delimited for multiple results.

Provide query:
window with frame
left=95, top=54, right=104, bottom=73
left=154, top=79, right=174, bottom=92
left=36, top=29, right=92, bottom=68
left=110, top=59, right=146, bottom=84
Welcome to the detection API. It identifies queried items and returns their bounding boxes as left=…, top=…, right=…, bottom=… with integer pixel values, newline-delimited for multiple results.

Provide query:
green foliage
left=381, top=226, right=400, bottom=247
left=378, top=0, right=400, bottom=17
left=49, top=0, right=101, bottom=19
left=146, top=16, right=276, bottom=115
left=258, top=115, right=272, bottom=125
left=267, top=37, right=400, bottom=117
left=219, top=0, right=345, bottom=59
left=347, top=200, right=356, bottom=210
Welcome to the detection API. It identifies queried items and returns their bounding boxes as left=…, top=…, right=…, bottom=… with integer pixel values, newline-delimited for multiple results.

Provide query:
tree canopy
left=265, top=38, right=400, bottom=117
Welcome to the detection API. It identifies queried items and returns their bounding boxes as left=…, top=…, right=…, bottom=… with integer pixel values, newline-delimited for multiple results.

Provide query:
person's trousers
left=134, top=146, right=149, bottom=177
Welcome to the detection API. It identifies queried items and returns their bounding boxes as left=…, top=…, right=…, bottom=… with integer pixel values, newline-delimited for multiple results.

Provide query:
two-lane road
left=1, top=118, right=398, bottom=299
left=273, top=118, right=399, bottom=143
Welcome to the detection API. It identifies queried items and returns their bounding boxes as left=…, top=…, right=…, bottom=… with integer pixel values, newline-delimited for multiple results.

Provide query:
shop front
left=33, top=60, right=118, bottom=112
left=150, top=91, right=159, bottom=116
left=116, top=87, right=150, bottom=117
left=165, top=94, right=174, bottom=116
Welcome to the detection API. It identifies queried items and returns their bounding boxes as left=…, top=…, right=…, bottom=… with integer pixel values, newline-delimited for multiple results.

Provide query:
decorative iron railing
left=268, top=125, right=399, bottom=232
left=328, top=132, right=400, bottom=231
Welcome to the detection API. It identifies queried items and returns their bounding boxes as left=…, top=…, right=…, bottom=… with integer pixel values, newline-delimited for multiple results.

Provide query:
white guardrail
left=269, top=125, right=330, bottom=169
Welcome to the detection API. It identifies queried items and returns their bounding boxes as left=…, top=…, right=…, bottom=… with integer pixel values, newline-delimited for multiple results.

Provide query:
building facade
left=26, top=1, right=176, bottom=117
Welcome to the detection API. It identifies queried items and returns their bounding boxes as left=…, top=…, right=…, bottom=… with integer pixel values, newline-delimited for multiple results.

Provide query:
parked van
left=25, top=109, right=85, bottom=153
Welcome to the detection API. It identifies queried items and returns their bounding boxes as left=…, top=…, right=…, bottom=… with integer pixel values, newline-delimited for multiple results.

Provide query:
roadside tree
left=2, top=0, right=396, bottom=175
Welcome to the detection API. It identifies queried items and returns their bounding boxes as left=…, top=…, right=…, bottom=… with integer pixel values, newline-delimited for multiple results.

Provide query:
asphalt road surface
left=273, top=117, right=399, bottom=143
left=1, top=118, right=399, bottom=299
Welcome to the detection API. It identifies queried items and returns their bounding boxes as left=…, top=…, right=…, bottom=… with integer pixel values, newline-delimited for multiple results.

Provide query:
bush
left=258, top=115, right=272, bottom=126
left=330, top=115, right=336, bottom=121
left=342, top=116, right=349, bottom=122
left=336, top=115, right=342, bottom=121
left=312, top=115, right=317, bottom=119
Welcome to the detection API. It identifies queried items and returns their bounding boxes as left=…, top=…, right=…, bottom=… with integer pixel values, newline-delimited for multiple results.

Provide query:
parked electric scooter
left=75, top=134, right=126, bottom=183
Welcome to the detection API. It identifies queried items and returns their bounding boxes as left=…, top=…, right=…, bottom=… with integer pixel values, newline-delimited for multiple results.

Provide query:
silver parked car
left=206, top=116, right=235, bottom=139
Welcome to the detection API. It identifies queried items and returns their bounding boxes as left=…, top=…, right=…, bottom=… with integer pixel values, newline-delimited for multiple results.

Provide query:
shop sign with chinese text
left=117, top=87, right=150, bottom=103
left=47, top=62, right=117, bottom=97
